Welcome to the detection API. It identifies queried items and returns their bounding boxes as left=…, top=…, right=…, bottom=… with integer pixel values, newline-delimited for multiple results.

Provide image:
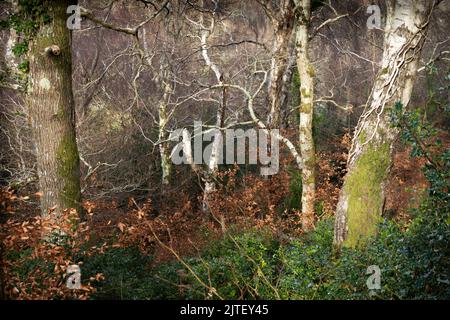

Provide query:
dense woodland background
left=0, top=0, right=448, bottom=300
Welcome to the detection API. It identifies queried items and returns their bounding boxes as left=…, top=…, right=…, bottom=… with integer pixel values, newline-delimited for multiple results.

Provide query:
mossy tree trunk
left=334, top=0, right=435, bottom=246
left=28, top=0, right=82, bottom=216
left=294, top=0, right=316, bottom=217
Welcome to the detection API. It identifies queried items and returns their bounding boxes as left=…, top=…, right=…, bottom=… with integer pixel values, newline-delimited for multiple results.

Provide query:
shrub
left=142, top=100, right=449, bottom=300
left=149, top=228, right=281, bottom=300
left=81, top=247, right=153, bottom=300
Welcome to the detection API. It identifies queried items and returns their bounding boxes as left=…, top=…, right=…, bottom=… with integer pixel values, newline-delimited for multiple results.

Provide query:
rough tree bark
left=294, top=0, right=316, bottom=217
left=262, top=0, right=296, bottom=128
left=334, top=0, right=436, bottom=246
left=280, top=38, right=297, bottom=128
left=28, top=0, right=82, bottom=216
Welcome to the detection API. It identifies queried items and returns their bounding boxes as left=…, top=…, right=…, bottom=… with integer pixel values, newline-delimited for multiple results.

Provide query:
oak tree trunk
left=28, top=0, right=82, bottom=216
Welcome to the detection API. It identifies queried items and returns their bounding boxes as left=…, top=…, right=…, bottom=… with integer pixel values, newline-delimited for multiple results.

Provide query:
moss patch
left=300, top=102, right=312, bottom=113
left=56, top=133, right=81, bottom=213
left=307, top=64, right=315, bottom=77
left=344, top=142, right=390, bottom=247
left=300, top=88, right=311, bottom=99
left=358, top=129, right=368, bottom=144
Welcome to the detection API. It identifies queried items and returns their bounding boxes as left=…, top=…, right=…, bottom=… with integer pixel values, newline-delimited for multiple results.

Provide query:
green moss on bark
left=56, top=133, right=81, bottom=213
left=307, top=64, right=315, bottom=77
left=300, top=102, right=312, bottom=113
left=300, top=88, right=311, bottom=99
left=344, top=143, right=390, bottom=247
left=29, top=1, right=73, bottom=86
left=358, top=129, right=367, bottom=144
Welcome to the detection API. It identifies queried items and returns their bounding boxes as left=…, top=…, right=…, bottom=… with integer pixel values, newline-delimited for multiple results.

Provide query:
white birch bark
left=142, top=28, right=173, bottom=185
left=158, top=76, right=172, bottom=185
left=334, top=0, right=436, bottom=246
left=199, top=13, right=223, bottom=212
left=294, top=0, right=316, bottom=216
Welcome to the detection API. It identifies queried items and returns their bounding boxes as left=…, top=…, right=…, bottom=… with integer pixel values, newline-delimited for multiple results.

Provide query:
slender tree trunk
left=295, top=0, right=316, bottom=217
left=202, top=78, right=226, bottom=213
left=158, top=75, right=172, bottom=186
left=28, top=0, right=82, bottom=216
left=280, top=38, right=297, bottom=128
left=142, top=28, right=173, bottom=186
left=198, top=14, right=224, bottom=212
left=267, top=25, right=294, bottom=128
left=266, top=1, right=295, bottom=129
left=334, top=0, right=435, bottom=246
left=202, top=108, right=222, bottom=212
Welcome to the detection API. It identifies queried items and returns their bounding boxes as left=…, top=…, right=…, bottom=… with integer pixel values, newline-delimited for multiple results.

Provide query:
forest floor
left=0, top=133, right=443, bottom=299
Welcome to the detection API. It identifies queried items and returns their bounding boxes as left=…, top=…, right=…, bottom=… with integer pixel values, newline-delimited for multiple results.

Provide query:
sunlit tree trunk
left=28, top=0, right=82, bottom=216
left=294, top=0, right=316, bottom=217
left=197, top=12, right=224, bottom=212
left=202, top=108, right=223, bottom=212
left=142, top=29, right=173, bottom=186
left=157, top=71, right=173, bottom=186
left=334, top=0, right=435, bottom=246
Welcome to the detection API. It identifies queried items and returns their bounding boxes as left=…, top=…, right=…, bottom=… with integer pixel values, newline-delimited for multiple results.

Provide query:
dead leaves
left=117, top=222, right=126, bottom=233
left=1, top=207, right=97, bottom=300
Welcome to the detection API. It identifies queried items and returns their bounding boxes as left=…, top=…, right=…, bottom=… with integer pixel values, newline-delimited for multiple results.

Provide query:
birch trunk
left=142, top=28, right=173, bottom=186
left=28, top=0, right=82, bottom=216
left=198, top=14, right=224, bottom=212
left=334, top=0, right=435, bottom=246
left=202, top=108, right=222, bottom=212
left=267, top=8, right=295, bottom=128
left=158, top=75, right=172, bottom=186
left=295, top=0, right=316, bottom=216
